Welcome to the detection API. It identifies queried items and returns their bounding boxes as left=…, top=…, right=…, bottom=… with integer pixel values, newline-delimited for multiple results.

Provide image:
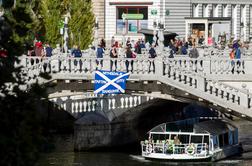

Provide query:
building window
left=203, top=4, right=209, bottom=17
left=223, top=4, right=228, bottom=17
left=213, top=4, right=219, bottom=17
left=116, top=7, right=148, bottom=34
left=193, top=4, right=199, bottom=17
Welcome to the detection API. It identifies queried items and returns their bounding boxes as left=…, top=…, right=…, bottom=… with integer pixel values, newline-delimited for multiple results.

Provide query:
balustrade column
left=196, top=76, right=206, bottom=91
left=155, top=55, right=163, bottom=76
left=240, top=85, right=249, bottom=108
left=202, top=58, right=211, bottom=75
left=243, top=60, right=252, bottom=74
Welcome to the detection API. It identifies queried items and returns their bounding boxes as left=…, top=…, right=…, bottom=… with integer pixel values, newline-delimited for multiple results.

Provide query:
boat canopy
left=194, top=119, right=237, bottom=135
left=148, top=118, right=201, bottom=133
left=148, top=118, right=236, bottom=135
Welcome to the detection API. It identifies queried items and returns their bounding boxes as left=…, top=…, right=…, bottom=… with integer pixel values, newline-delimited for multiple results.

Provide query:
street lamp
left=63, top=13, right=70, bottom=53
left=94, top=17, right=99, bottom=48
left=158, top=18, right=165, bottom=51
left=153, top=18, right=157, bottom=46
left=122, top=13, right=126, bottom=48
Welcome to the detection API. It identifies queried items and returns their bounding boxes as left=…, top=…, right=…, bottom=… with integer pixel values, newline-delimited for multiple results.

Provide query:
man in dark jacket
left=149, top=44, right=156, bottom=72
left=72, top=45, right=82, bottom=71
left=96, top=44, right=104, bottom=68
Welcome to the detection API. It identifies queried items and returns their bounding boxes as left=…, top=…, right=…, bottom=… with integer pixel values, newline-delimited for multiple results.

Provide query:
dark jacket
left=72, top=49, right=82, bottom=58
left=96, top=47, right=104, bottom=58
left=149, top=48, right=156, bottom=58
left=45, top=47, right=53, bottom=57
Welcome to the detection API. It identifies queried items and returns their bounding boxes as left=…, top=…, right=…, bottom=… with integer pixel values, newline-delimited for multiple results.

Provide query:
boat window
left=224, top=132, right=229, bottom=146
left=203, top=136, right=209, bottom=144
left=219, top=134, right=224, bottom=147
left=171, top=134, right=177, bottom=141
left=178, top=135, right=190, bottom=144
left=190, top=135, right=202, bottom=143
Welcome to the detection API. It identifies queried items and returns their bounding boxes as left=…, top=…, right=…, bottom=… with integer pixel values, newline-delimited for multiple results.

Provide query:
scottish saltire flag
left=94, top=70, right=130, bottom=94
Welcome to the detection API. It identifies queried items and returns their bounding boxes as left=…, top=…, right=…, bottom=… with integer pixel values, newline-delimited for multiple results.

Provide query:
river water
left=37, top=114, right=252, bottom=166
left=37, top=151, right=252, bottom=166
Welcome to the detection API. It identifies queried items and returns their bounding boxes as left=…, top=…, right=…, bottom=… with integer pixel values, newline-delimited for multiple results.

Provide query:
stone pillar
left=185, top=22, right=189, bottom=42
left=204, top=21, right=208, bottom=46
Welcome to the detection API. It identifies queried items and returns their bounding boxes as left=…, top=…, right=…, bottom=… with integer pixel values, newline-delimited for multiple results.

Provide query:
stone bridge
left=19, top=47, right=252, bottom=119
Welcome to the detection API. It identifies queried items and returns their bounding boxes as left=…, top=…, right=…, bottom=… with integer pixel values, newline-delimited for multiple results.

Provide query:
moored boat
left=141, top=117, right=242, bottom=161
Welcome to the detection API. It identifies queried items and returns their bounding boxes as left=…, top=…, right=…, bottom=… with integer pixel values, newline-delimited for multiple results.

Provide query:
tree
left=68, top=0, right=94, bottom=49
left=0, top=1, right=47, bottom=165
left=40, top=0, right=62, bottom=47
left=40, top=0, right=95, bottom=49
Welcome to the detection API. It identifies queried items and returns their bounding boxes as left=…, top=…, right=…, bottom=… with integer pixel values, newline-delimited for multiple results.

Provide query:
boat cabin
left=141, top=118, right=239, bottom=160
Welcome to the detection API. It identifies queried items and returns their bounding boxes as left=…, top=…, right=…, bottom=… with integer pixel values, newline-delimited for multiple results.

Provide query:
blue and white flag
left=94, top=70, right=129, bottom=94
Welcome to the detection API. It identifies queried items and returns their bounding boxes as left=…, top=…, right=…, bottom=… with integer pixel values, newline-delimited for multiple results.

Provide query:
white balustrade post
left=202, top=58, right=211, bottom=75
left=103, top=56, right=110, bottom=71
left=240, top=84, right=249, bottom=108
left=155, top=54, right=163, bottom=76
left=243, top=60, right=252, bottom=74
left=196, top=76, right=206, bottom=91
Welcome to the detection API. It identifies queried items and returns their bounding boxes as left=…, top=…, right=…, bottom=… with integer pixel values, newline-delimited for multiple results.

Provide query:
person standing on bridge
left=110, top=44, right=118, bottom=71
left=96, top=44, right=104, bottom=69
left=125, top=46, right=134, bottom=73
left=148, top=44, right=156, bottom=73
left=72, top=45, right=82, bottom=72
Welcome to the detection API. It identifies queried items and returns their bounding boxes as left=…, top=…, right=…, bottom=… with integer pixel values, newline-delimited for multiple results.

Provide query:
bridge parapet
left=50, top=94, right=153, bottom=120
left=18, top=49, right=252, bottom=119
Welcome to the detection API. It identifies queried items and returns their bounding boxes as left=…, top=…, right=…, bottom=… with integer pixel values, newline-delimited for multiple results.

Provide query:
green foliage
left=68, top=0, right=94, bottom=49
left=40, top=0, right=62, bottom=47
left=40, top=0, right=94, bottom=49
left=0, top=0, right=47, bottom=165
left=3, top=0, right=41, bottom=55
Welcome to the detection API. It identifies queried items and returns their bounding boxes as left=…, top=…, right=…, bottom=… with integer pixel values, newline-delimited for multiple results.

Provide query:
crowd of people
left=26, top=35, right=250, bottom=73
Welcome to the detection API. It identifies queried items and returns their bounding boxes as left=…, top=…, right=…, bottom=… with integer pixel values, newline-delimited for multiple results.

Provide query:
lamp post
left=94, top=17, right=99, bottom=48
left=158, top=18, right=164, bottom=51
left=153, top=18, right=157, bottom=46
left=122, top=13, right=126, bottom=48
left=63, top=13, right=70, bottom=53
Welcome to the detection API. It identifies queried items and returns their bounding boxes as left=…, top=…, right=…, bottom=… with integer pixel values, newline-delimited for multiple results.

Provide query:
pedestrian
left=148, top=44, right=157, bottom=72
left=125, top=46, right=134, bottom=73
left=100, top=38, right=106, bottom=49
left=45, top=43, right=53, bottom=57
left=189, top=44, right=199, bottom=58
left=72, top=45, right=82, bottom=72
left=35, top=40, right=43, bottom=57
left=43, top=43, right=53, bottom=72
left=96, top=44, right=104, bottom=69
left=110, top=44, right=118, bottom=71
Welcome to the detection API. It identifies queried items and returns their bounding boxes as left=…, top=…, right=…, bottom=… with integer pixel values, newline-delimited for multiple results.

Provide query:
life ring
left=146, top=144, right=153, bottom=153
left=185, top=144, right=195, bottom=155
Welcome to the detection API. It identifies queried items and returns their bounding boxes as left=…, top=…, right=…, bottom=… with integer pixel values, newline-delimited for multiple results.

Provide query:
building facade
left=92, top=0, right=105, bottom=39
left=102, top=0, right=252, bottom=45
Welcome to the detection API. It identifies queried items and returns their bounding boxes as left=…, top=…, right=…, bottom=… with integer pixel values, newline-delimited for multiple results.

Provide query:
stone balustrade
left=50, top=94, right=153, bottom=120
left=18, top=49, right=252, bottom=118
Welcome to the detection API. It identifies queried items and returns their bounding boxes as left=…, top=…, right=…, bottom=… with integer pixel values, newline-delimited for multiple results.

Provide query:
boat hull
left=142, top=153, right=212, bottom=162
left=142, top=144, right=242, bottom=162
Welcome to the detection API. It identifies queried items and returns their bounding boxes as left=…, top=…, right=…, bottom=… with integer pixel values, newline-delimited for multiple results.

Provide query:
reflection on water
left=37, top=152, right=252, bottom=166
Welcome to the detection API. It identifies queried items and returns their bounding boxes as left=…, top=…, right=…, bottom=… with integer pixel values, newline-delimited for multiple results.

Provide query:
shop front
left=105, top=1, right=155, bottom=42
left=185, top=17, right=231, bottom=46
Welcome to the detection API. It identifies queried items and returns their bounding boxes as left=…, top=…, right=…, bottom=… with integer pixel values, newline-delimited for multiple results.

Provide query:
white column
left=205, top=21, right=209, bottom=46
left=185, top=22, right=189, bottom=42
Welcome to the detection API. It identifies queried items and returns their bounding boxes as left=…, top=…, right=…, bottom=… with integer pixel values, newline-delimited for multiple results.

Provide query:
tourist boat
left=141, top=117, right=242, bottom=161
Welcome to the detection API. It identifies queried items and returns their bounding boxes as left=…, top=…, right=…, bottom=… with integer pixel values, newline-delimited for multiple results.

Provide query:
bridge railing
left=50, top=94, right=154, bottom=120
left=161, top=59, right=252, bottom=116
left=18, top=50, right=252, bottom=117
left=20, top=53, right=252, bottom=78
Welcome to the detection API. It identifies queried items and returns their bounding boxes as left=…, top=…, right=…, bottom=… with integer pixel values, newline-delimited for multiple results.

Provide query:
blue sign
left=94, top=70, right=130, bottom=94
